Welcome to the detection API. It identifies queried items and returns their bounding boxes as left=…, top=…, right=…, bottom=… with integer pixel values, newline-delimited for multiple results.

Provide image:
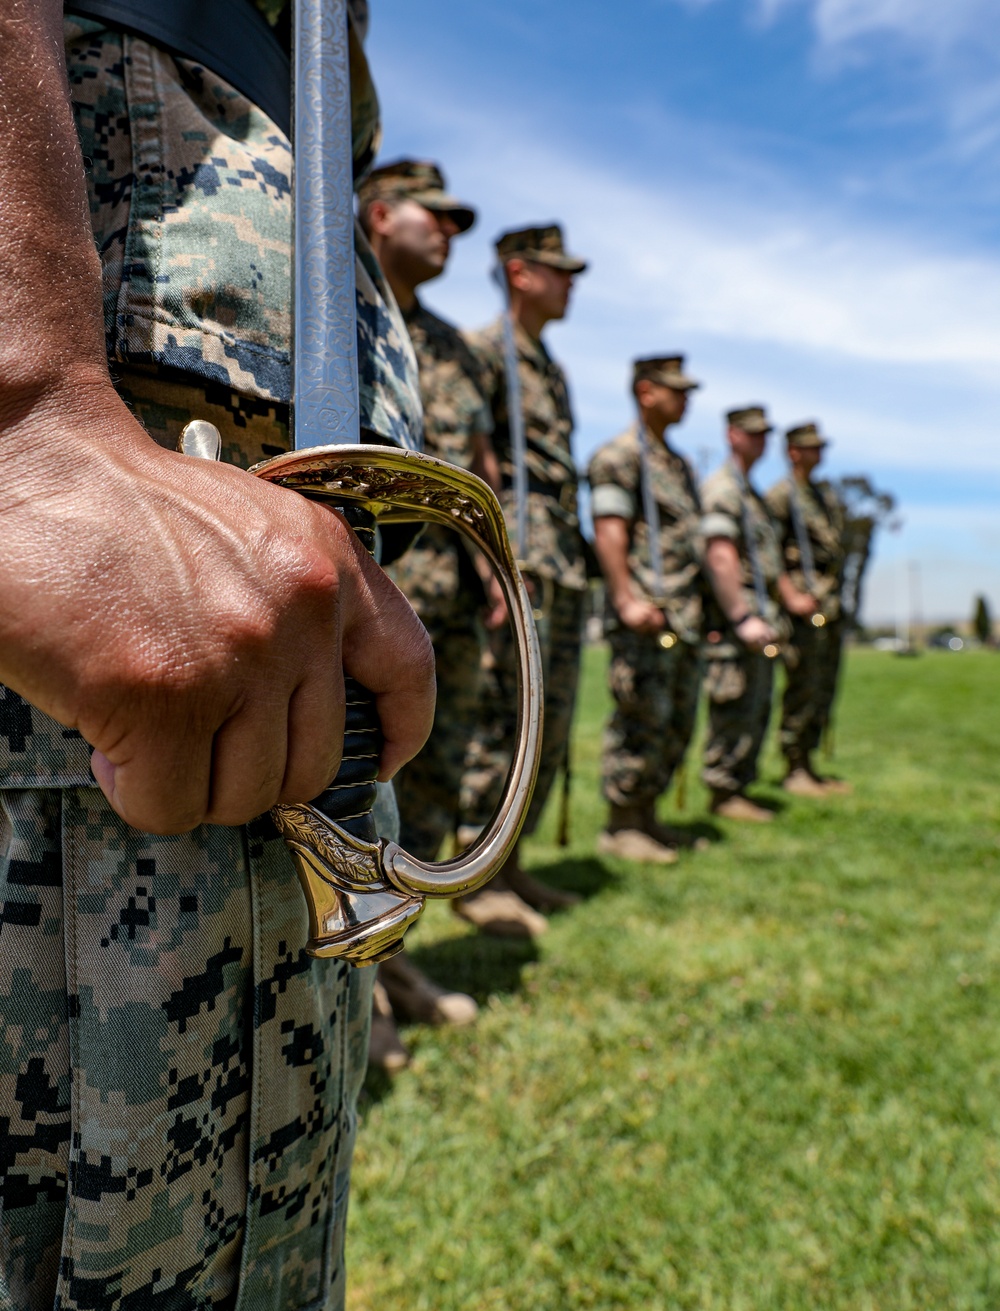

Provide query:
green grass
left=348, top=648, right=1000, bottom=1310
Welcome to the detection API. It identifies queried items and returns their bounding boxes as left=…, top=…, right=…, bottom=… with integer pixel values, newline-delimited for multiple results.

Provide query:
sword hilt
left=179, top=428, right=543, bottom=967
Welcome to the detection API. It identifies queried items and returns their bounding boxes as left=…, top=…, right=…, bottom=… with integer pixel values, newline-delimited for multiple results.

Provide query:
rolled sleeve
left=701, top=511, right=740, bottom=540
left=591, top=484, right=637, bottom=520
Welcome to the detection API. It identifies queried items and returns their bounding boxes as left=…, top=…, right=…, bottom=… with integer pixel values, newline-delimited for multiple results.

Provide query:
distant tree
left=831, top=476, right=899, bottom=630
left=973, top=594, right=993, bottom=645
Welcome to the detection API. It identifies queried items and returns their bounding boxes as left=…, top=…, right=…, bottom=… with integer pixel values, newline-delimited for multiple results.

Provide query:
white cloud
left=771, top=0, right=995, bottom=54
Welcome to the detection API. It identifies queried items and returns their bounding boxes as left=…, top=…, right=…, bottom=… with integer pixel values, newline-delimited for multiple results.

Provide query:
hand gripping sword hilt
left=252, top=444, right=543, bottom=966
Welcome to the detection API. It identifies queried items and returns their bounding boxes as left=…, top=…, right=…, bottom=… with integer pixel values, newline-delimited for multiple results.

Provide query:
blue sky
left=368, top=0, right=1000, bottom=624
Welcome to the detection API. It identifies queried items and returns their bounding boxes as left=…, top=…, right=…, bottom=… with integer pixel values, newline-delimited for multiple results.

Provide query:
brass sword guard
left=250, top=444, right=544, bottom=966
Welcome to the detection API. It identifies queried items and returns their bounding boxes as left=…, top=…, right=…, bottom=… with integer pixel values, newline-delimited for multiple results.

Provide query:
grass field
left=347, top=647, right=1000, bottom=1311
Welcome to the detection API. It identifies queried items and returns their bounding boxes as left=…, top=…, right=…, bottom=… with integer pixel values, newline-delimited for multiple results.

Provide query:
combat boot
left=597, top=804, right=679, bottom=864
left=367, top=980, right=410, bottom=1074
left=782, top=768, right=830, bottom=798
left=452, top=878, right=549, bottom=939
left=709, top=790, right=774, bottom=823
left=379, top=951, right=478, bottom=1027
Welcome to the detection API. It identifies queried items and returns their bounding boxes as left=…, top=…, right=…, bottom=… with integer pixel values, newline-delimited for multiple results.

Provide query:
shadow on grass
left=362, top=937, right=542, bottom=1107
left=662, top=819, right=724, bottom=847
left=528, top=854, right=616, bottom=899
left=361, top=1064, right=395, bottom=1107
left=407, top=934, right=540, bottom=1004
left=746, top=790, right=788, bottom=816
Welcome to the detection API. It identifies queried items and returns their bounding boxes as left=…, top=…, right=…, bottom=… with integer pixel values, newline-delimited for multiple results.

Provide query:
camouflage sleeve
left=701, top=472, right=741, bottom=541
left=588, top=440, right=639, bottom=520
left=591, top=484, right=636, bottom=519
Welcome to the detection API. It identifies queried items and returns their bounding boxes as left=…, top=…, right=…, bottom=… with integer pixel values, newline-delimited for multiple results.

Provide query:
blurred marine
left=456, top=225, right=590, bottom=935
left=358, top=158, right=493, bottom=1066
left=766, top=422, right=852, bottom=796
left=699, top=407, right=787, bottom=821
left=588, top=356, right=704, bottom=862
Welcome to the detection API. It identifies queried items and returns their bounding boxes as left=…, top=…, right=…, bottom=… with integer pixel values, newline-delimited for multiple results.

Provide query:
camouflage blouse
left=765, top=476, right=846, bottom=618
left=701, top=461, right=784, bottom=627
left=389, top=300, right=493, bottom=611
left=62, top=6, right=416, bottom=449
left=405, top=300, right=492, bottom=468
left=466, top=317, right=586, bottom=591
left=588, top=425, right=705, bottom=644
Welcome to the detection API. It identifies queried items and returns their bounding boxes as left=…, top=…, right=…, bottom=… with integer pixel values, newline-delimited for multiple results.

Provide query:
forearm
left=778, top=571, right=817, bottom=616
left=704, top=538, right=749, bottom=622
left=0, top=2, right=109, bottom=415
left=778, top=573, right=803, bottom=610
left=593, top=516, right=637, bottom=610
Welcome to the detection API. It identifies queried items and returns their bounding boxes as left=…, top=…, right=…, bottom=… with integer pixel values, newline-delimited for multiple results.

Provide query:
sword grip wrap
left=307, top=506, right=381, bottom=845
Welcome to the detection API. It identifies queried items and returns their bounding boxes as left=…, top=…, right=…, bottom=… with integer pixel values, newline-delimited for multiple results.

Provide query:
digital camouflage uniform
left=0, top=9, right=419, bottom=1310
left=700, top=462, right=786, bottom=796
left=459, top=316, right=587, bottom=837
left=588, top=425, right=704, bottom=809
left=389, top=300, right=493, bottom=860
left=766, top=475, right=847, bottom=769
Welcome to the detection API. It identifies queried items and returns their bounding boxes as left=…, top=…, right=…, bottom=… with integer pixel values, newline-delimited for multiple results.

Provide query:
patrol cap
left=495, top=223, right=588, bottom=273
left=727, top=405, right=773, bottom=435
left=785, top=420, right=829, bottom=449
left=357, top=158, right=476, bottom=233
left=633, top=355, right=700, bottom=392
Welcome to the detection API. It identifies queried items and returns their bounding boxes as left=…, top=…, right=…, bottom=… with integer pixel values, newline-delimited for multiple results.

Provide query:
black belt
left=65, top=0, right=291, bottom=137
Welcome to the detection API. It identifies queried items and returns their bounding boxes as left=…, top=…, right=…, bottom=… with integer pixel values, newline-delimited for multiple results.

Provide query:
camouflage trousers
left=0, top=370, right=374, bottom=1311
left=460, top=580, right=585, bottom=838
left=780, top=617, right=845, bottom=765
left=390, top=528, right=484, bottom=861
left=701, top=651, right=775, bottom=795
left=602, top=629, right=701, bottom=809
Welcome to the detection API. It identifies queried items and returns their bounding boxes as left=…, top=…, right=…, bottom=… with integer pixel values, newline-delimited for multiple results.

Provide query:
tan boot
left=597, top=805, right=678, bottom=864
left=709, top=791, right=774, bottom=823
left=452, top=881, right=549, bottom=939
left=367, top=980, right=410, bottom=1074
left=782, top=768, right=830, bottom=798
left=378, top=951, right=478, bottom=1027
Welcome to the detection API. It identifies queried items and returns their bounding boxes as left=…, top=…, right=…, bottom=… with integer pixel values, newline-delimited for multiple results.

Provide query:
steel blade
left=293, top=0, right=360, bottom=449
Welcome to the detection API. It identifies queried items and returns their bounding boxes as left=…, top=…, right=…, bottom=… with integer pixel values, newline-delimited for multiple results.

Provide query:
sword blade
left=495, top=278, right=529, bottom=562
left=294, top=0, right=360, bottom=449
left=636, top=418, right=664, bottom=597
left=787, top=471, right=818, bottom=593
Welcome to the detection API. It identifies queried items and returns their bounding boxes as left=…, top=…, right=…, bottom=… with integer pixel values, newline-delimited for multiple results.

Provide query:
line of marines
left=359, top=158, right=852, bottom=1071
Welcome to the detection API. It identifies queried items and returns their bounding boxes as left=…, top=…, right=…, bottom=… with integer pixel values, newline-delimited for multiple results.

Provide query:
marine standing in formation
left=588, top=356, right=704, bottom=863
left=766, top=422, right=852, bottom=796
left=455, top=225, right=589, bottom=937
left=699, top=407, right=789, bottom=822
left=358, top=159, right=496, bottom=1066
